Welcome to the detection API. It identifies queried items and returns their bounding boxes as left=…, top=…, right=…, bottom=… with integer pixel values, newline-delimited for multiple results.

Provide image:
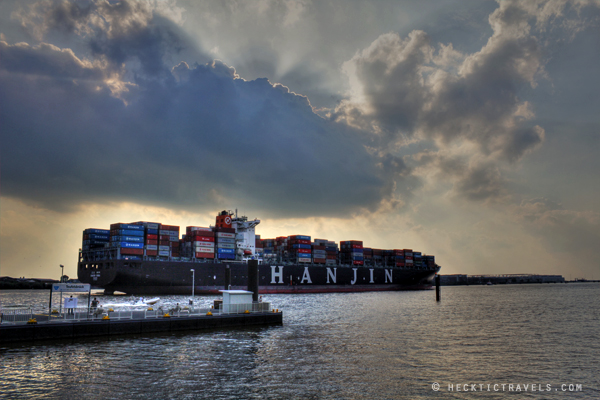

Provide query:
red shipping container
left=147, top=234, right=158, bottom=240
left=193, top=236, right=215, bottom=242
left=195, top=252, right=215, bottom=259
left=353, top=260, right=364, bottom=265
left=312, top=245, right=326, bottom=251
left=297, top=249, right=311, bottom=254
left=396, top=262, right=405, bottom=267
left=313, top=258, right=326, bottom=263
left=146, top=250, right=158, bottom=256
left=121, top=248, right=143, bottom=255
left=159, top=235, right=171, bottom=240
left=146, top=239, right=158, bottom=245
left=159, top=240, right=170, bottom=246
left=327, top=255, right=337, bottom=260
left=170, top=242, right=180, bottom=248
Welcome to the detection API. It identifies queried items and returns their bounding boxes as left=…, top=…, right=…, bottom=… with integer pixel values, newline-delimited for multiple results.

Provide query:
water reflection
left=1, top=285, right=599, bottom=399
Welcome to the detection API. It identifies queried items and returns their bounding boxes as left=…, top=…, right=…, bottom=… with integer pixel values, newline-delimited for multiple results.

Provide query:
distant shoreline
left=0, top=277, right=58, bottom=290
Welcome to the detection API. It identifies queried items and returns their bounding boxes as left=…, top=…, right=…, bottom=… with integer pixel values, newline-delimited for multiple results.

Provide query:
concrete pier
left=0, top=312, right=282, bottom=344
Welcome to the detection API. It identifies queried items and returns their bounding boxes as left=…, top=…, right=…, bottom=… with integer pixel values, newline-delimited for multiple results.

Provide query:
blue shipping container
left=118, top=229, right=145, bottom=237
left=147, top=228, right=158, bottom=235
left=84, top=229, right=110, bottom=235
left=292, top=244, right=311, bottom=250
left=88, top=234, right=109, bottom=241
left=114, top=224, right=144, bottom=231
left=120, top=242, right=144, bottom=249
left=217, top=248, right=235, bottom=254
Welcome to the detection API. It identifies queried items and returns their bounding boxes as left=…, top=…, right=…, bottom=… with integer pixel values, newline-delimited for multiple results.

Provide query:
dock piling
left=248, top=260, right=259, bottom=302
left=435, top=274, right=441, bottom=302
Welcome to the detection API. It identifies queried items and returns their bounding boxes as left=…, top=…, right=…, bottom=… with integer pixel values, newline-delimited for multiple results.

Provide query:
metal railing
left=1, top=302, right=274, bottom=325
left=0, top=307, right=34, bottom=324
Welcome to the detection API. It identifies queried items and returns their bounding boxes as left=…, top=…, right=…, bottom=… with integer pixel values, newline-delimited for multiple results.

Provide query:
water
left=1, top=283, right=599, bottom=399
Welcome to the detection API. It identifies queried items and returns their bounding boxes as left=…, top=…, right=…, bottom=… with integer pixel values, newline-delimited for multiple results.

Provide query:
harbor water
left=1, top=283, right=598, bottom=399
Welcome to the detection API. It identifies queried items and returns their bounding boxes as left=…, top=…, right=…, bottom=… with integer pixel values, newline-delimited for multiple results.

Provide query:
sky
left=1, top=0, right=599, bottom=280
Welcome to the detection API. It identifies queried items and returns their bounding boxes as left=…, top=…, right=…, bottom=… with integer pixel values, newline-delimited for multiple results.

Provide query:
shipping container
left=195, top=252, right=215, bottom=259
left=121, top=248, right=144, bottom=255
left=120, top=242, right=144, bottom=249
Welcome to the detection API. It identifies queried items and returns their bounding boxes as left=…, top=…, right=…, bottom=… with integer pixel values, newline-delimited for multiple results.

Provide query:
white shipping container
left=217, top=243, right=236, bottom=249
left=169, top=236, right=179, bottom=242
left=159, top=245, right=170, bottom=251
left=158, top=250, right=170, bottom=256
left=145, top=245, right=158, bottom=250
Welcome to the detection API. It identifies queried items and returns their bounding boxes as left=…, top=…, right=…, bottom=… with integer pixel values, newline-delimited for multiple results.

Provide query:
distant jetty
left=440, top=274, right=567, bottom=286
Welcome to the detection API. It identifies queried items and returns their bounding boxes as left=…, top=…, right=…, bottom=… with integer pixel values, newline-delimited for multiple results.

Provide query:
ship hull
left=78, top=259, right=438, bottom=295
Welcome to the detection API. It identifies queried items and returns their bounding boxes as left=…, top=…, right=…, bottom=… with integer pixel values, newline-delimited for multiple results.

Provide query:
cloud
left=0, top=36, right=388, bottom=217
left=511, top=198, right=600, bottom=260
left=336, top=0, right=553, bottom=163
left=13, top=0, right=199, bottom=79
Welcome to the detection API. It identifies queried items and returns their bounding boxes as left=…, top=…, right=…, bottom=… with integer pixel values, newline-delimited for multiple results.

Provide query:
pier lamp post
left=60, top=264, right=64, bottom=282
left=190, top=269, right=195, bottom=299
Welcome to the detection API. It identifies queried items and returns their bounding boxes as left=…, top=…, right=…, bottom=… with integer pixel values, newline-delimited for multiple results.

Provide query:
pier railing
left=1, top=302, right=274, bottom=325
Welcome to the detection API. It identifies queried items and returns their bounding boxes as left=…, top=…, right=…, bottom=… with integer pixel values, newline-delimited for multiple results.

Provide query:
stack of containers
left=340, top=241, right=364, bottom=265
left=394, top=249, right=405, bottom=267
left=424, top=255, right=436, bottom=268
left=404, top=249, right=414, bottom=268
left=214, top=227, right=236, bottom=260
left=312, top=239, right=328, bottom=264
left=131, top=221, right=160, bottom=257
left=158, top=224, right=180, bottom=258
left=82, top=229, right=110, bottom=252
left=288, top=235, right=312, bottom=263
left=186, top=226, right=215, bottom=259
left=261, top=238, right=276, bottom=256
left=363, top=248, right=373, bottom=265
left=325, top=241, right=338, bottom=265
left=255, top=235, right=263, bottom=257
left=413, top=251, right=422, bottom=268
left=110, top=223, right=145, bottom=259
left=372, top=249, right=383, bottom=265
left=276, top=237, right=287, bottom=258
left=383, top=250, right=395, bottom=266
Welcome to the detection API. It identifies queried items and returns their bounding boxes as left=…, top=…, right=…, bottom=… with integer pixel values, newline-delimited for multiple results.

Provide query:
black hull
left=78, top=259, right=439, bottom=295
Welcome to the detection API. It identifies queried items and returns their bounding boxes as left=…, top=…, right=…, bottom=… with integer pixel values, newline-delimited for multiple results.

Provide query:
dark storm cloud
left=0, top=37, right=385, bottom=217
left=15, top=0, right=204, bottom=78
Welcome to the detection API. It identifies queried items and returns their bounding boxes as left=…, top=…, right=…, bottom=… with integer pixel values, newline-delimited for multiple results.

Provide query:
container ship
left=77, top=210, right=440, bottom=295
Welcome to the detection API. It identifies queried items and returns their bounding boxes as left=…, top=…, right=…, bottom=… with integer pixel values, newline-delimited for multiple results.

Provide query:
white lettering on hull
left=350, top=268, right=358, bottom=285
left=301, top=267, right=312, bottom=284
left=271, top=266, right=284, bottom=284
left=385, top=269, right=393, bottom=283
left=369, top=269, right=374, bottom=283
left=326, top=268, right=337, bottom=284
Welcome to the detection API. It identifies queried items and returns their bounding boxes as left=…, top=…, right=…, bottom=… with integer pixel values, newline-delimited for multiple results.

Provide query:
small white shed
left=220, top=290, right=254, bottom=313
